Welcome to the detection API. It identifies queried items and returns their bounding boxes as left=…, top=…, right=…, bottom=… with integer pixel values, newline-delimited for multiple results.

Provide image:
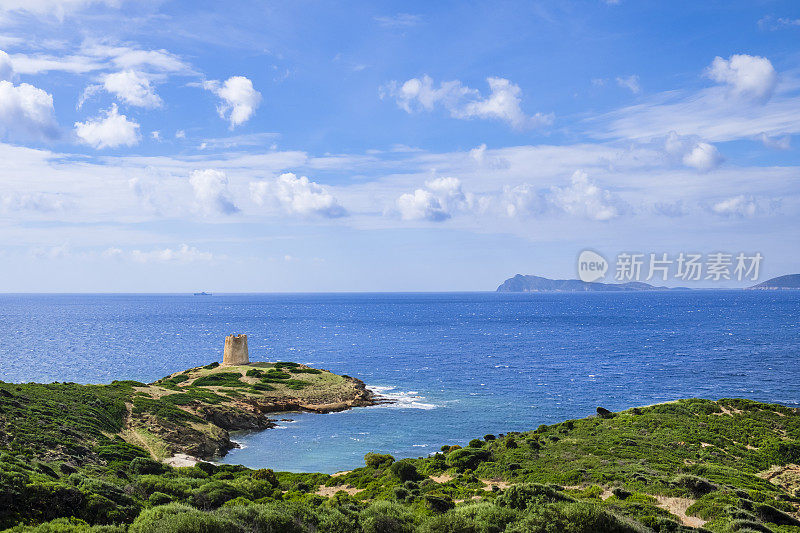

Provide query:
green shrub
left=284, top=379, right=310, bottom=390
left=507, top=503, right=649, bottom=533
left=245, top=369, right=264, bottom=378
left=669, top=474, right=717, bottom=497
left=129, top=503, right=241, bottom=533
left=424, top=493, right=455, bottom=513
left=148, top=492, right=173, bottom=506
left=389, top=461, right=422, bottom=482
left=365, top=453, right=395, bottom=469
left=251, top=469, right=279, bottom=487
left=192, top=373, right=245, bottom=388
left=421, top=503, right=518, bottom=533
left=446, top=448, right=490, bottom=471
left=495, top=484, right=573, bottom=510
left=728, top=519, right=773, bottom=532
left=292, top=368, right=322, bottom=374
left=596, top=407, right=614, bottom=419
left=359, top=501, right=414, bottom=533
left=129, top=457, right=167, bottom=476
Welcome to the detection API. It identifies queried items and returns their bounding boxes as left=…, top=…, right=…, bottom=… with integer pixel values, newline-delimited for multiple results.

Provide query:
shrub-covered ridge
left=1, top=391, right=799, bottom=532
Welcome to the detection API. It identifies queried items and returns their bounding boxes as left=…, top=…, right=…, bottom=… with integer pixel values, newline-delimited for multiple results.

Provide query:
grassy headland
left=0, top=369, right=798, bottom=532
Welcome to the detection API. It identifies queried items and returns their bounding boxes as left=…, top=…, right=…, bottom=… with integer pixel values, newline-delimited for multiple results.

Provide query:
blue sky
left=0, top=0, right=799, bottom=291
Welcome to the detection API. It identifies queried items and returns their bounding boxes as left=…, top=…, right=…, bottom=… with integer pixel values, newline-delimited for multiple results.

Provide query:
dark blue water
left=0, top=291, right=797, bottom=473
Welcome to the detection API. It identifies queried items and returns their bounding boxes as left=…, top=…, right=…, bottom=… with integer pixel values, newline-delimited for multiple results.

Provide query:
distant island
left=497, top=273, right=800, bottom=292
left=749, top=274, right=800, bottom=290
left=497, top=274, right=667, bottom=292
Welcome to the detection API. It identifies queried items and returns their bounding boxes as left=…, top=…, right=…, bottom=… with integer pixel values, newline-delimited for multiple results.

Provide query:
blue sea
left=1, top=291, right=798, bottom=473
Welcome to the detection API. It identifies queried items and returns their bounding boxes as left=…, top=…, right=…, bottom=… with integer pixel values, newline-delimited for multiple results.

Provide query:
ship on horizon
left=193, top=291, right=212, bottom=296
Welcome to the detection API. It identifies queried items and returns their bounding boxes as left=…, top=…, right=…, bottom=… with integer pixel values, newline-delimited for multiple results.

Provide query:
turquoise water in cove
left=0, top=291, right=798, bottom=473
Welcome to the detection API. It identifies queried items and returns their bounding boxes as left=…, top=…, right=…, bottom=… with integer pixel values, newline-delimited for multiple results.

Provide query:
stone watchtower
left=223, top=334, right=249, bottom=366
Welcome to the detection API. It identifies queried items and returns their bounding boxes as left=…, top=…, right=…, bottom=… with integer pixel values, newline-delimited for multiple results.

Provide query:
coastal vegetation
left=0, top=369, right=798, bottom=532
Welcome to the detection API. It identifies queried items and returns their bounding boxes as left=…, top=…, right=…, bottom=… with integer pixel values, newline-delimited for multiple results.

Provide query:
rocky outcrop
left=195, top=404, right=276, bottom=431
left=124, top=369, right=384, bottom=462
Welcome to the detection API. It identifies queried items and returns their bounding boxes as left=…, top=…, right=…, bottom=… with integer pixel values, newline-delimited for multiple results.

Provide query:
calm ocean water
left=1, top=291, right=798, bottom=473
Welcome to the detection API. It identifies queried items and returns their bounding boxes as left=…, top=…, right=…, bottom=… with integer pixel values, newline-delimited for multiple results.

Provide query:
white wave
left=369, top=385, right=438, bottom=410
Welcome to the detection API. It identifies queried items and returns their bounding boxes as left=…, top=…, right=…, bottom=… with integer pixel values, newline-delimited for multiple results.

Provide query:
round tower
left=223, top=334, right=249, bottom=365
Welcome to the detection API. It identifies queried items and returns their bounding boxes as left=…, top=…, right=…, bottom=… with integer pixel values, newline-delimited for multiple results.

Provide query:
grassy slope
left=0, top=389, right=799, bottom=532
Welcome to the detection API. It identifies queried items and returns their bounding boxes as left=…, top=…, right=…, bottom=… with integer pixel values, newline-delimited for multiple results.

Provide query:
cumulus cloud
left=250, top=173, right=347, bottom=218
left=74, top=104, right=139, bottom=149
left=711, top=195, right=757, bottom=217
left=549, top=170, right=621, bottom=221
left=189, top=169, right=239, bottom=215
left=396, top=177, right=476, bottom=221
left=131, top=244, right=213, bottom=263
left=0, top=79, right=58, bottom=140
left=0, top=50, right=14, bottom=81
left=384, top=75, right=552, bottom=130
left=203, top=76, right=261, bottom=128
left=664, top=132, right=723, bottom=172
left=682, top=142, right=723, bottom=172
left=616, top=75, right=641, bottom=94
left=705, top=54, right=777, bottom=102
left=101, top=70, right=162, bottom=108
left=500, top=183, right=547, bottom=217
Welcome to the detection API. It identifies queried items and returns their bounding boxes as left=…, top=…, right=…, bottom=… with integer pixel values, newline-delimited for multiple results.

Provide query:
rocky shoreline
left=122, top=363, right=388, bottom=463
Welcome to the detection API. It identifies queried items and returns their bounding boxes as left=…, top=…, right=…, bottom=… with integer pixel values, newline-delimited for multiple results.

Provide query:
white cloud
left=501, top=183, right=547, bottom=217
left=397, top=188, right=448, bottom=221
left=0, top=80, right=58, bottom=140
left=384, top=75, right=552, bottom=130
left=681, top=142, right=723, bottom=172
left=758, top=132, right=791, bottom=150
left=74, top=104, right=140, bottom=149
left=374, top=13, right=422, bottom=28
left=189, top=169, right=239, bottom=215
left=9, top=44, right=192, bottom=76
left=131, top=244, right=213, bottom=263
left=758, top=16, right=800, bottom=30
left=151, top=130, right=160, bottom=141
left=81, top=43, right=192, bottom=74
left=175, top=129, right=185, bottom=139
left=101, top=70, right=162, bottom=108
left=0, top=50, right=14, bottom=81
left=31, top=243, right=70, bottom=260
left=250, top=173, right=347, bottom=218
left=711, top=195, right=757, bottom=217
left=1, top=192, right=66, bottom=212
left=616, top=75, right=641, bottom=94
left=663, top=132, right=723, bottom=172
left=395, top=177, right=475, bottom=221
left=549, top=170, right=621, bottom=221
left=593, top=55, right=800, bottom=143
left=0, top=0, right=122, bottom=18
left=705, top=54, right=777, bottom=102
left=203, top=76, right=261, bottom=128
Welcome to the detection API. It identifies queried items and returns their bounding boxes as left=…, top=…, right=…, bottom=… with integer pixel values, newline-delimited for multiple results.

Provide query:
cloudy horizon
left=0, top=1, right=798, bottom=292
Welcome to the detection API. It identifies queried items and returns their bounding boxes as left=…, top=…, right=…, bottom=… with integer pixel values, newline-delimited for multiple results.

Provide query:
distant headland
left=497, top=273, right=800, bottom=292
left=748, top=273, right=800, bottom=290
left=496, top=274, right=668, bottom=292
